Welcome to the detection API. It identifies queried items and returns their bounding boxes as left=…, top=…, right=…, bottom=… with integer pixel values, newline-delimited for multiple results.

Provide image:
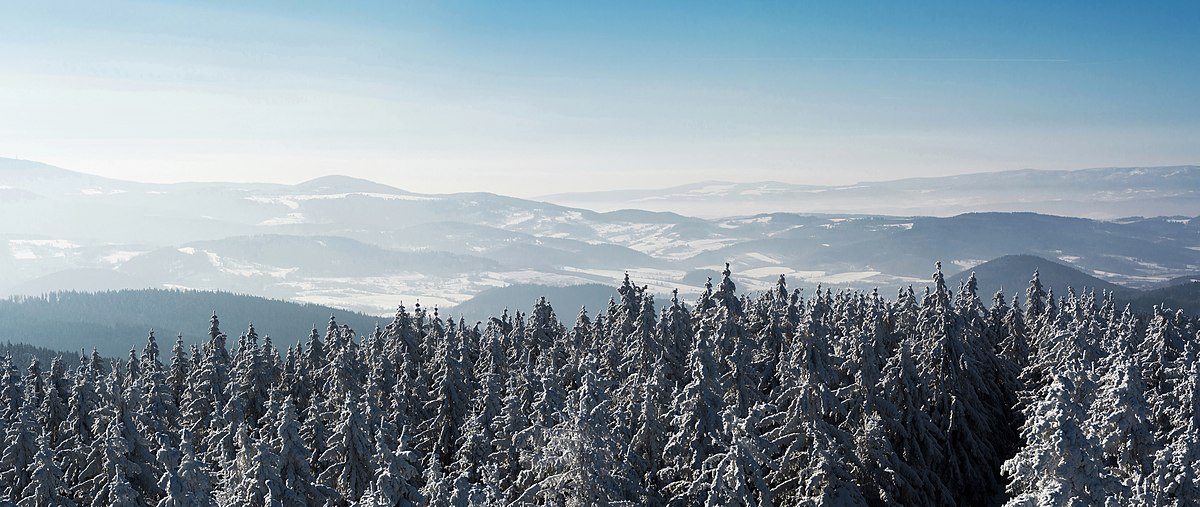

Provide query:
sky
left=1, top=1, right=1198, bottom=197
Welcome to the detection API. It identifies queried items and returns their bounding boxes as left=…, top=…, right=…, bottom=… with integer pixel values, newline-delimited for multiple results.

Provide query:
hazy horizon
left=9, top=155, right=1200, bottom=201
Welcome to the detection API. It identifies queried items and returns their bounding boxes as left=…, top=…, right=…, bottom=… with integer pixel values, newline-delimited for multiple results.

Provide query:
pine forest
left=1, top=262, right=1197, bottom=506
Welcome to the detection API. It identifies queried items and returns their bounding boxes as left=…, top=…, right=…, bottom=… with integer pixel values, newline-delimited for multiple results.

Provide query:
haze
left=2, top=1, right=1198, bottom=197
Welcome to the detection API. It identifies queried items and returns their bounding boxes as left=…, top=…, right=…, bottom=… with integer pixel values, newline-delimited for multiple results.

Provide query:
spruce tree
left=1003, top=374, right=1126, bottom=505
left=318, top=395, right=374, bottom=503
left=17, top=435, right=73, bottom=507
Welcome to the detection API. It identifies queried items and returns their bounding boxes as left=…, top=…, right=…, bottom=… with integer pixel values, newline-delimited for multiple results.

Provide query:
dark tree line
left=0, top=289, right=380, bottom=357
left=0, top=262, right=1197, bottom=506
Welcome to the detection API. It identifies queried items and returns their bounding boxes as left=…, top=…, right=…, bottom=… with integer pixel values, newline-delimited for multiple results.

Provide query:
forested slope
left=0, top=264, right=1196, bottom=505
left=0, top=289, right=383, bottom=357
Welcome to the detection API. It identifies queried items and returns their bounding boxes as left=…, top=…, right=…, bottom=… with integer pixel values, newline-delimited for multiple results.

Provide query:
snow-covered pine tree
left=685, top=406, right=773, bottom=507
left=625, top=356, right=671, bottom=505
left=1144, top=355, right=1200, bottom=505
left=217, top=424, right=282, bottom=507
left=106, top=465, right=141, bottom=507
left=1025, top=269, right=1048, bottom=327
left=317, top=394, right=374, bottom=503
left=0, top=398, right=40, bottom=500
left=660, top=322, right=726, bottom=504
left=915, top=262, right=1006, bottom=505
left=274, top=396, right=329, bottom=506
left=362, top=426, right=422, bottom=507
left=168, top=335, right=188, bottom=412
left=417, top=326, right=471, bottom=473
left=516, top=357, right=634, bottom=506
left=1090, top=352, right=1156, bottom=490
left=748, top=275, right=795, bottom=401
left=174, top=429, right=215, bottom=507
left=659, top=289, right=693, bottom=388
left=876, top=342, right=953, bottom=506
left=0, top=356, right=22, bottom=425
left=38, top=357, right=71, bottom=446
left=139, top=333, right=180, bottom=455
left=1003, top=374, right=1127, bottom=505
left=16, top=435, right=73, bottom=507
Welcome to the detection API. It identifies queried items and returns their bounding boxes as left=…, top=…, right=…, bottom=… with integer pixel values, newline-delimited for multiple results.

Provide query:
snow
left=732, top=268, right=888, bottom=287
left=204, top=251, right=222, bottom=266
left=208, top=252, right=297, bottom=279
left=280, top=273, right=522, bottom=315
left=1090, top=269, right=1169, bottom=287
left=8, top=239, right=79, bottom=260
left=745, top=252, right=782, bottom=264
left=683, top=238, right=739, bottom=253
left=583, top=222, right=735, bottom=260
left=814, top=271, right=881, bottom=284
left=79, top=188, right=126, bottom=196
left=554, top=211, right=584, bottom=223
left=952, top=259, right=986, bottom=270
left=246, top=196, right=301, bottom=209
left=294, top=290, right=455, bottom=317
left=481, top=270, right=592, bottom=287
left=740, top=185, right=790, bottom=196
left=259, top=213, right=308, bottom=226
left=101, top=250, right=145, bottom=264
left=573, top=266, right=684, bottom=281
left=739, top=266, right=801, bottom=279
left=245, top=192, right=441, bottom=210
left=691, top=183, right=738, bottom=196
left=503, top=211, right=536, bottom=227
left=225, top=263, right=298, bottom=279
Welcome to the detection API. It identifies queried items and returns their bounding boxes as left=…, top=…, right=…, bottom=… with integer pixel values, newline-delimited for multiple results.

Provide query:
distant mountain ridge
left=538, top=166, right=1200, bottom=219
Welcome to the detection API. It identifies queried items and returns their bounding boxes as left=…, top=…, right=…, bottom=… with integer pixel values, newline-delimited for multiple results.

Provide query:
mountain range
left=539, top=166, right=1200, bottom=218
left=2, top=158, right=1197, bottom=316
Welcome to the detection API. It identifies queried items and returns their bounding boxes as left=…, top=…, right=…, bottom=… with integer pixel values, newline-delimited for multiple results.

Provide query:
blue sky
left=1, top=1, right=1197, bottom=195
